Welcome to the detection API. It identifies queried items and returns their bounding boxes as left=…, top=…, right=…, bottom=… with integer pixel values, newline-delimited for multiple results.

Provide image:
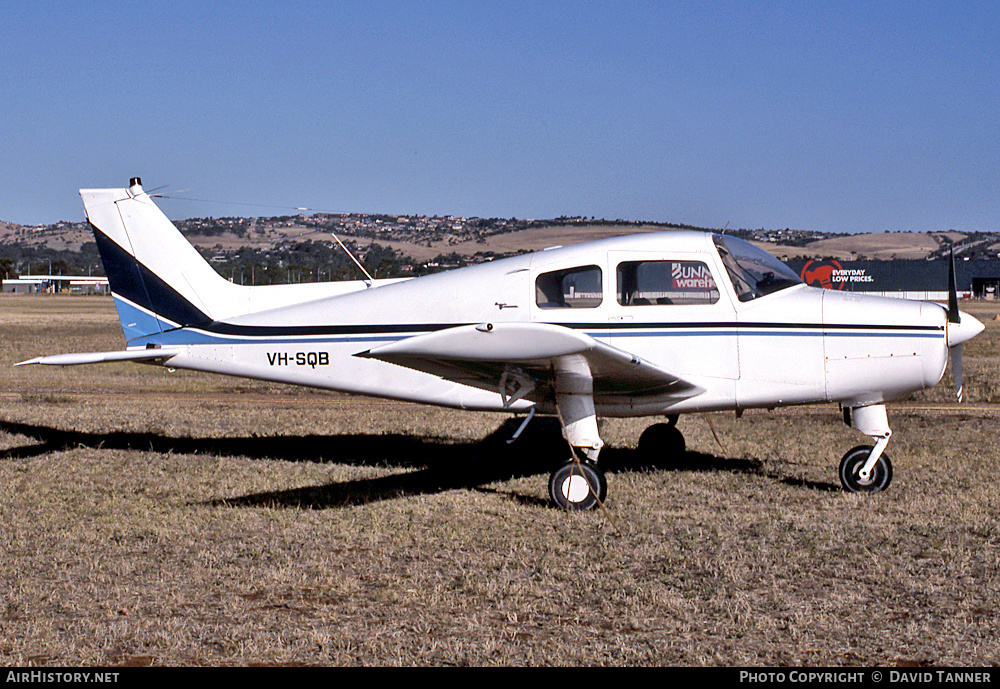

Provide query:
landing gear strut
left=548, top=355, right=608, bottom=510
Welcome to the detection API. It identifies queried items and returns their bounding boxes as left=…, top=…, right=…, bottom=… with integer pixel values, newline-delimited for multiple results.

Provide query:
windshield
left=712, top=234, right=801, bottom=302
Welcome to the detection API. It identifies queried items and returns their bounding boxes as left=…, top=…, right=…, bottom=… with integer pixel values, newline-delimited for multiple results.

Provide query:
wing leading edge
left=356, top=322, right=704, bottom=406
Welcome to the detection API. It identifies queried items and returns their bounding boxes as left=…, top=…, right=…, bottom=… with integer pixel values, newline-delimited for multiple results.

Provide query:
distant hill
left=3, top=212, right=998, bottom=283
left=755, top=230, right=999, bottom=262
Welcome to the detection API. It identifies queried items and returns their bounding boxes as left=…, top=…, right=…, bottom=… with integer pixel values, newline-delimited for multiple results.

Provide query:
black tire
left=637, top=422, right=686, bottom=466
left=548, top=460, right=607, bottom=510
left=839, top=445, right=893, bottom=493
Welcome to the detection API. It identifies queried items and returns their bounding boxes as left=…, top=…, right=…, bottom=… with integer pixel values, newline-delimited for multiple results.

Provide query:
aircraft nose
left=947, top=310, right=985, bottom=348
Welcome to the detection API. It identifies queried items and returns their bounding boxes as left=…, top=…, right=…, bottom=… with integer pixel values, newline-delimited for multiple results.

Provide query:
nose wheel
left=839, top=404, right=894, bottom=493
left=548, top=460, right=607, bottom=510
left=839, top=445, right=893, bottom=493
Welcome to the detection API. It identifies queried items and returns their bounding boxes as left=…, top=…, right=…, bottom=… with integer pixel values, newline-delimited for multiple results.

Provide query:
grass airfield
left=1, top=294, right=999, bottom=666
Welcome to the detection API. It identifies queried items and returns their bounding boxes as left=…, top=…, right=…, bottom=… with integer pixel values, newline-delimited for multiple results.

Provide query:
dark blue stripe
left=194, top=319, right=943, bottom=338
left=93, top=225, right=209, bottom=328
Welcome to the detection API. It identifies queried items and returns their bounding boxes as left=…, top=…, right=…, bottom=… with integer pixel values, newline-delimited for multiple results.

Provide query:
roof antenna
left=331, top=231, right=374, bottom=287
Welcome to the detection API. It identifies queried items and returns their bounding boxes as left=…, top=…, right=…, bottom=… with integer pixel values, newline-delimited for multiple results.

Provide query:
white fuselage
left=130, top=232, right=949, bottom=416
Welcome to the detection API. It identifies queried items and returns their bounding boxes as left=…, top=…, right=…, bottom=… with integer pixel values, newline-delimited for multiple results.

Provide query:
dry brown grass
left=1, top=294, right=999, bottom=666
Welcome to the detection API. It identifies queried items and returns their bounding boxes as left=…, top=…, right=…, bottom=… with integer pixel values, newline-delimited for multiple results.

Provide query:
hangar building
left=784, top=258, right=1000, bottom=301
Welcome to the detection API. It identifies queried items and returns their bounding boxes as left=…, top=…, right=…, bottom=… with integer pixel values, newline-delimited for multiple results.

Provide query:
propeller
left=948, top=248, right=963, bottom=401
left=946, top=247, right=985, bottom=402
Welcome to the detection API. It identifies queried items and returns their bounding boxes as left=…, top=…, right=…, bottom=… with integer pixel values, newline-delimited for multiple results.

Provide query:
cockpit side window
left=712, top=234, right=801, bottom=302
left=616, top=260, right=719, bottom=305
left=535, top=265, right=603, bottom=308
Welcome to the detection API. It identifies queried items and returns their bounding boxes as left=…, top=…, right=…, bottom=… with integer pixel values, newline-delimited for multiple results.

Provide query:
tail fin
left=82, top=178, right=242, bottom=342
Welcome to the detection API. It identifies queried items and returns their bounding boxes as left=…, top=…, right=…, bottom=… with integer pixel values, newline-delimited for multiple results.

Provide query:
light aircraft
left=18, top=179, right=985, bottom=509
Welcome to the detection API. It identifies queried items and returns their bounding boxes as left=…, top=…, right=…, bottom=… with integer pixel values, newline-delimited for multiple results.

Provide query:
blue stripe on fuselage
left=127, top=321, right=944, bottom=348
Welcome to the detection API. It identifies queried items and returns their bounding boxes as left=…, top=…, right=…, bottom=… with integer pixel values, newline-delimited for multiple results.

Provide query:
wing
left=356, top=322, right=703, bottom=406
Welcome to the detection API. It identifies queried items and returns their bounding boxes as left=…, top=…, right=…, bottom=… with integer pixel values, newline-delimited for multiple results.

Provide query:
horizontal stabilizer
left=15, top=349, right=180, bottom=367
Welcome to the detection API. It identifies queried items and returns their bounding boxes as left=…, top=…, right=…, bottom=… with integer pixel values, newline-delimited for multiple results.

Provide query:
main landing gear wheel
left=637, top=421, right=686, bottom=466
left=839, top=445, right=893, bottom=493
left=548, top=460, right=607, bottom=510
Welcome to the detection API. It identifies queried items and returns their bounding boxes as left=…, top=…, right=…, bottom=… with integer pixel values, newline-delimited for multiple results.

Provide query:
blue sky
left=2, top=1, right=998, bottom=233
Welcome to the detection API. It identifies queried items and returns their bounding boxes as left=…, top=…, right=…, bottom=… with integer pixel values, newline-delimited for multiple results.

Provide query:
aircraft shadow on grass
left=0, top=417, right=839, bottom=508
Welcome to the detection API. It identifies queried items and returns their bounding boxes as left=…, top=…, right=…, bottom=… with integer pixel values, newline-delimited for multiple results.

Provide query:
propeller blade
left=948, top=246, right=960, bottom=324
left=951, top=344, right=963, bottom=402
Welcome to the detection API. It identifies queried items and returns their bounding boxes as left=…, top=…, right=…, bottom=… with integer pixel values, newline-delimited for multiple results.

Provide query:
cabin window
left=616, top=260, right=720, bottom=305
left=535, top=265, right=603, bottom=308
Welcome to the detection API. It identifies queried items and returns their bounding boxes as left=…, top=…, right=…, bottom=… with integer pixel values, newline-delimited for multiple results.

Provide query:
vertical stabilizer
left=82, top=179, right=243, bottom=341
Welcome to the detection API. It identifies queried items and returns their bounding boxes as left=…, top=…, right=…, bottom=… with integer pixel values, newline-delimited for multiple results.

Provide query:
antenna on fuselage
left=128, top=182, right=377, bottom=286
left=331, top=231, right=374, bottom=287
